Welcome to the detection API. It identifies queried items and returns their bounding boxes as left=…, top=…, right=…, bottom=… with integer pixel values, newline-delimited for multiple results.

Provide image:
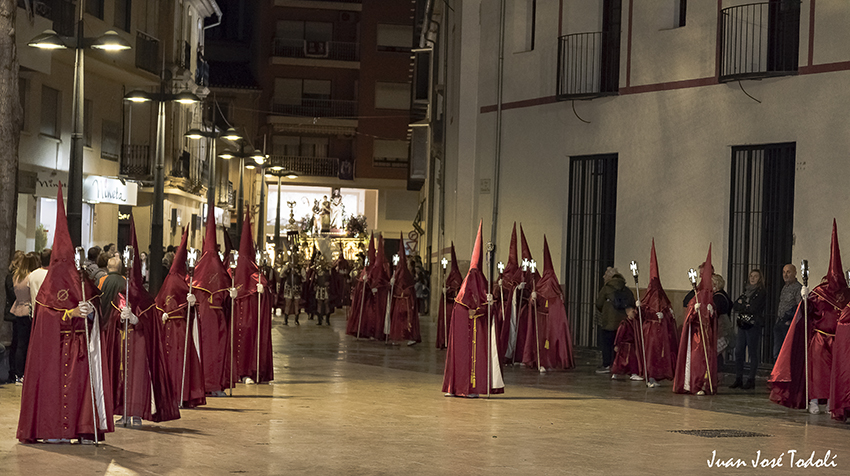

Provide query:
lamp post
left=266, top=159, right=299, bottom=255
left=124, top=82, right=201, bottom=295
left=185, top=126, right=242, bottom=210
left=220, top=144, right=265, bottom=245
left=29, top=16, right=131, bottom=247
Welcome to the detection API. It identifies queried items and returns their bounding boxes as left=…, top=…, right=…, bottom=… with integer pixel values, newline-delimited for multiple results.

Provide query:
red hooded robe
left=365, top=235, right=390, bottom=339
left=673, top=246, right=718, bottom=395
left=442, top=221, right=505, bottom=396
left=638, top=240, right=679, bottom=381
left=437, top=242, right=463, bottom=350
left=156, top=227, right=206, bottom=408
left=104, top=215, right=180, bottom=422
left=232, top=208, right=274, bottom=383
left=346, top=234, right=374, bottom=337
left=522, top=236, right=575, bottom=370
left=770, top=220, right=849, bottom=408
left=389, top=233, right=420, bottom=343
left=192, top=205, right=233, bottom=393
left=497, top=224, right=523, bottom=362
left=17, top=184, right=113, bottom=442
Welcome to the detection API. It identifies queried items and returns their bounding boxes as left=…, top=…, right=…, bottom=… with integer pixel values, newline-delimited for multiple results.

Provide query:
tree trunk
left=0, top=0, right=22, bottom=345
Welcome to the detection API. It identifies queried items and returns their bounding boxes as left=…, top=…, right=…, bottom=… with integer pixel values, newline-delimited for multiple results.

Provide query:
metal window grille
left=135, top=32, right=160, bottom=75
left=565, top=154, right=618, bottom=347
left=727, top=142, right=795, bottom=364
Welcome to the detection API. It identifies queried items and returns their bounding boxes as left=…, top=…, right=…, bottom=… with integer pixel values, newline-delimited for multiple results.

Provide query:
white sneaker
left=406, top=340, right=417, bottom=346
left=131, top=417, right=142, bottom=427
left=45, top=438, right=71, bottom=444
left=243, top=377, right=255, bottom=385
left=809, top=400, right=820, bottom=414
left=696, top=390, right=706, bottom=396
left=611, top=374, right=618, bottom=380
left=630, top=374, right=643, bottom=381
left=648, top=378, right=658, bottom=388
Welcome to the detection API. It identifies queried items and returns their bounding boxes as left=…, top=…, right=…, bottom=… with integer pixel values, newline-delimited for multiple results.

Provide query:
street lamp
left=185, top=126, right=241, bottom=208
left=265, top=157, right=299, bottom=254
left=123, top=79, right=200, bottom=294
left=219, top=143, right=265, bottom=245
left=29, top=17, right=131, bottom=247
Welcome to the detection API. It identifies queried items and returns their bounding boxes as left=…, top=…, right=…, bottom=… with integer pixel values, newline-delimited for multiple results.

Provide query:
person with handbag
left=9, top=252, right=42, bottom=384
left=730, top=269, right=767, bottom=389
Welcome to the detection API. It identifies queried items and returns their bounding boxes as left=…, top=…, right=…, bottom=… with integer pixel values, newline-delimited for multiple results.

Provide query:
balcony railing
left=719, top=1, right=799, bottom=82
left=272, top=38, right=360, bottom=62
left=23, top=0, right=75, bottom=36
left=271, top=98, right=357, bottom=118
left=268, top=155, right=340, bottom=178
left=135, top=32, right=160, bottom=75
left=556, top=31, right=619, bottom=100
left=120, top=144, right=151, bottom=178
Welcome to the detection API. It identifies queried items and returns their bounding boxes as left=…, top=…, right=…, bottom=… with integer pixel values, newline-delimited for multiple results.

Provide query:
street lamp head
left=252, top=151, right=266, bottom=165
left=270, top=165, right=284, bottom=171
left=91, top=30, right=132, bottom=51
left=219, top=151, right=235, bottom=160
left=285, top=172, right=299, bottom=179
left=174, top=91, right=201, bottom=104
left=245, top=164, right=256, bottom=170
left=221, top=128, right=242, bottom=141
left=185, top=128, right=205, bottom=140
left=28, top=30, right=66, bottom=49
left=124, top=90, right=151, bottom=103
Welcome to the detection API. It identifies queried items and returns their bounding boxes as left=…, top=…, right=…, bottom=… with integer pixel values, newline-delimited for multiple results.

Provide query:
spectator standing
left=773, top=264, right=802, bottom=360
left=730, top=269, right=767, bottom=389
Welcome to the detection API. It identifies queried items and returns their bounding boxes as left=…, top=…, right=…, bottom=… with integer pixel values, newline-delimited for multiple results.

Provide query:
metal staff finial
left=441, top=257, right=448, bottom=270
left=498, top=261, right=505, bottom=274
left=629, top=260, right=639, bottom=279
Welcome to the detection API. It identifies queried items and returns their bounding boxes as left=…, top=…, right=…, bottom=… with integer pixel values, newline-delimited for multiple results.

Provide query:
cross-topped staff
left=229, top=250, right=238, bottom=395
left=356, top=256, right=368, bottom=338
left=688, top=268, right=713, bottom=394
left=385, top=254, right=400, bottom=343
left=440, top=256, right=448, bottom=348
left=256, top=251, right=267, bottom=382
left=486, top=242, right=496, bottom=396
left=801, top=259, right=809, bottom=410
left=530, top=259, right=544, bottom=373
left=75, top=247, right=100, bottom=445
left=497, top=261, right=506, bottom=361
left=629, top=261, right=650, bottom=387
left=121, top=245, right=134, bottom=426
left=181, top=248, right=199, bottom=407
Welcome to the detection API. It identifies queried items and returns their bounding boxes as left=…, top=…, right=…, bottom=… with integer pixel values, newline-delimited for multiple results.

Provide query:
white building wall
left=438, top=0, right=850, bottom=298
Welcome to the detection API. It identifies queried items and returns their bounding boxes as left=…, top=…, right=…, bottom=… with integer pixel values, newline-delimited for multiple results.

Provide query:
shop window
left=375, top=82, right=410, bottom=110
left=40, top=85, right=60, bottom=138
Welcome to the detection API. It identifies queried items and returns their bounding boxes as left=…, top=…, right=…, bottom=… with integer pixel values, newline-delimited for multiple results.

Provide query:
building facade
left=420, top=0, right=850, bottom=359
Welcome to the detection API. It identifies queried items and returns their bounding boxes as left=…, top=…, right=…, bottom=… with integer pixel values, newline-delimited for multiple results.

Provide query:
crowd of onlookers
left=2, top=244, right=151, bottom=385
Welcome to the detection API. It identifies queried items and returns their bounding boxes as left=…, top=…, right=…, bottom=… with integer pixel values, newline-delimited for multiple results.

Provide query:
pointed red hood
left=519, top=224, right=540, bottom=281
left=641, top=239, right=672, bottom=313
left=445, top=242, right=463, bottom=292
left=156, top=227, right=190, bottom=313
left=501, top=223, right=522, bottom=287
left=369, top=234, right=389, bottom=285
left=366, top=232, right=376, bottom=268
left=222, top=227, right=234, bottom=260
left=125, top=214, right=155, bottom=313
left=233, top=207, right=265, bottom=297
left=696, top=244, right=713, bottom=308
left=824, top=219, right=847, bottom=293
left=194, top=204, right=231, bottom=292
left=38, top=182, right=100, bottom=308
left=536, top=235, right=562, bottom=300
left=456, top=221, right=488, bottom=309
left=392, top=233, right=414, bottom=289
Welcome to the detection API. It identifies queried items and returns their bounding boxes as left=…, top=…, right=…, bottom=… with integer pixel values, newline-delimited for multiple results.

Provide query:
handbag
left=737, top=313, right=754, bottom=330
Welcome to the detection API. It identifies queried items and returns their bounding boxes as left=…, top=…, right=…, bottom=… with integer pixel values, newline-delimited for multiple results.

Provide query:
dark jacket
left=733, top=286, right=766, bottom=326
left=595, top=274, right=632, bottom=331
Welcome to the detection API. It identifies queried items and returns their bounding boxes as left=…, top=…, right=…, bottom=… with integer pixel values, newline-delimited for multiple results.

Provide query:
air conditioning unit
left=339, top=11, right=356, bottom=23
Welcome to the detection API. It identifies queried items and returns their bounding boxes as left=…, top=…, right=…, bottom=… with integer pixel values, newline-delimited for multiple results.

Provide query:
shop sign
left=83, top=176, right=138, bottom=206
left=35, top=171, right=69, bottom=197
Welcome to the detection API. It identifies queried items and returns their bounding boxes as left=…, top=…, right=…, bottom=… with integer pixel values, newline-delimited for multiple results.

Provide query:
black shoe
left=742, top=380, right=755, bottom=390
left=316, top=319, right=322, bottom=326
left=284, top=316, right=289, bottom=326
left=324, top=316, right=330, bottom=325
left=295, top=317, right=300, bottom=326
left=729, top=379, right=743, bottom=389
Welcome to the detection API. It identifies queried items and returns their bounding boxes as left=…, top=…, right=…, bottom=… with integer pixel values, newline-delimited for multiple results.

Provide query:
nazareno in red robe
left=156, top=227, right=206, bottom=408
left=364, top=235, right=390, bottom=340
left=231, top=208, right=274, bottom=383
left=437, top=242, right=463, bottom=350
left=522, top=236, right=575, bottom=371
left=509, top=226, right=539, bottom=365
left=673, top=245, right=718, bottom=395
left=104, top=216, right=180, bottom=422
left=193, top=204, right=233, bottom=393
left=770, top=220, right=849, bottom=409
left=442, top=221, right=504, bottom=396
left=831, top=303, right=850, bottom=420
left=17, top=184, right=114, bottom=442
left=612, top=317, right=643, bottom=376
left=497, top=223, right=522, bottom=362
left=638, top=240, right=679, bottom=381
left=388, top=234, right=420, bottom=343
left=346, top=233, right=374, bottom=338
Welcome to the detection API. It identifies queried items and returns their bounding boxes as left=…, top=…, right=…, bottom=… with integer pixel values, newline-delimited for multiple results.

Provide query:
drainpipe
left=490, top=0, right=506, bottom=247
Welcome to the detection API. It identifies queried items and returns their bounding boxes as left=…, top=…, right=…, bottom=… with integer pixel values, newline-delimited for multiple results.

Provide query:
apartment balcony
left=135, top=32, right=160, bottom=76
left=272, top=38, right=360, bottom=62
left=274, top=0, right=361, bottom=11
left=271, top=98, right=357, bottom=119
left=22, top=0, right=75, bottom=37
left=719, top=1, right=799, bottom=82
left=556, top=31, right=620, bottom=100
left=120, top=144, right=152, bottom=180
left=268, top=155, right=340, bottom=178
